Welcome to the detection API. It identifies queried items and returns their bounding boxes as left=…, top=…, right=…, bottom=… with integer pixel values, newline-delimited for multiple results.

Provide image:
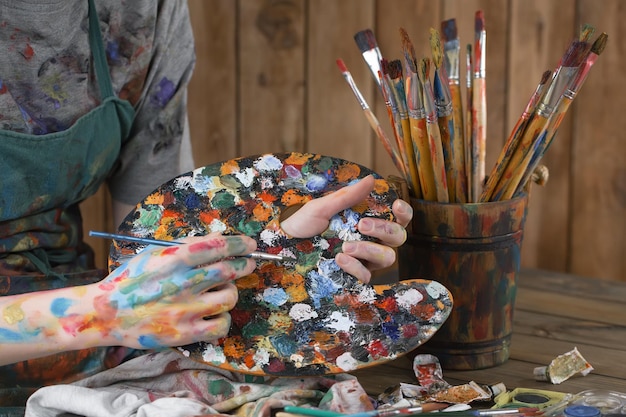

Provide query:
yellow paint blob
left=3, top=304, right=24, bottom=325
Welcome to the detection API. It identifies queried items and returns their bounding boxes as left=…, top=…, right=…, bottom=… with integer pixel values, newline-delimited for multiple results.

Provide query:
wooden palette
left=110, top=152, right=452, bottom=376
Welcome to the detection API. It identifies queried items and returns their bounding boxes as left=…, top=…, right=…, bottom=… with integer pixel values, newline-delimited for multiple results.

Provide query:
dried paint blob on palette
left=110, top=152, right=453, bottom=376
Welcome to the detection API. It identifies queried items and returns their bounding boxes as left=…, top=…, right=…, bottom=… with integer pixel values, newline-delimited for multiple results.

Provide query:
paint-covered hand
left=281, top=175, right=412, bottom=284
left=93, top=234, right=257, bottom=350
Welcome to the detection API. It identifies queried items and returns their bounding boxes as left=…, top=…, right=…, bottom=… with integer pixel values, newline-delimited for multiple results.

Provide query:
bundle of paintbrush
left=346, top=13, right=486, bottom=203
left=481, top=29, right=608, bottom=201
left=342, top=16, right=607, bottom=203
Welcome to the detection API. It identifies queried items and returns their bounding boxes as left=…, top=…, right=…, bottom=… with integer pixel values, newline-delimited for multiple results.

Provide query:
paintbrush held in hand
left=343, top=16, right=606, bottom=203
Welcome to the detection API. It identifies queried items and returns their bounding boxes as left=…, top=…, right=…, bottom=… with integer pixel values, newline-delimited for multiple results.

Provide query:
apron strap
left=88, top=0, right=115, bottom=100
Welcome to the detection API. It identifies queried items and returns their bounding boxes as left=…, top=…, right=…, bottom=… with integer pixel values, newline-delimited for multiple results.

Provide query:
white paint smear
left=395, top=288, right=424, bottom=309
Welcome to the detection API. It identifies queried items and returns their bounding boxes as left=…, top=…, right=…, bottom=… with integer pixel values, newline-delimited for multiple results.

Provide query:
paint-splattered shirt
left=0, top=0, right=196, bottom=406
left=0, top=0, right=196, bottom=206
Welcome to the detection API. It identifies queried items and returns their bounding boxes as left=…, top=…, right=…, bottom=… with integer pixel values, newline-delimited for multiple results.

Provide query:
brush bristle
left=429, top=28, right=443, bottom=69
left=380, top=58, right=390, bottom=75
left=418, top=58, right=430, bottom=84
left=399, top=27, right=418, bottom=75
left=441, top=18, right=458, bottom=42
left=591, top=32, right=608, bottom=55
left=336, top=59, right=348, bottom=73
left=354, top=29, right=379, bottom=53
left=579, top=23, right=595, bottom=42
left=561, top=40, right=590, bottom=67
left=380, top=58, right=389, bottom=75
left=475, top=10, right=485, bottom=32
left=388, top=59, right=403, bottom=80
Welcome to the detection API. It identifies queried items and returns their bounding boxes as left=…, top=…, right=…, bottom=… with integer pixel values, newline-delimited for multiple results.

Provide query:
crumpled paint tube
left=429, top=380, right=506, bottom=404
left=413, top=354, right=506, bottom=404
left=534, top=347, right=594, bottom=384
left=413, top=354, right=450, bottom=393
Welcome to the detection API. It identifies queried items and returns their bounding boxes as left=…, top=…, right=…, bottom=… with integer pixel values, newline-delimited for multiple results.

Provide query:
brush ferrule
left=362, top=49, right=383, bottom=87
left=475, top=33, right=486, bottom=78
left=443, top=42, right=460, bottom=81
left=408, top=108, right=426, bottom=120
left=382, top=79, right=399, bottom=112
left=434, top=75, right=453, bottom=117
left=405, top=74, right=424, bottom=112
left=342, top=74, right=369, bottom=111
left=423, top=84, right=438, bottom=123
left=538, top=67, right=579, bottom=117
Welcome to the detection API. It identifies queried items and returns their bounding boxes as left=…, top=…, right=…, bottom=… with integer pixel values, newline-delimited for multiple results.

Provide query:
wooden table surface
left=351, top=268, right=626, bottom=397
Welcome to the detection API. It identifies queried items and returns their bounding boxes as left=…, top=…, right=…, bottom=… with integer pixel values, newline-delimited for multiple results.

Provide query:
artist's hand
left=92, top=234, right=257, bottom=349
left=281, top=175, right=412, bottom=283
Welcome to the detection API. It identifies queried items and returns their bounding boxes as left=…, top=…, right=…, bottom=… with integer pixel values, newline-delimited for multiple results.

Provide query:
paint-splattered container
left=398, top=193, right=528, bottom=370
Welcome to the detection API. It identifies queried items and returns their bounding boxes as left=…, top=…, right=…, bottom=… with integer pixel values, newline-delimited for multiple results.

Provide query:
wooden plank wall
left=81, top=0, right=625, bottom=281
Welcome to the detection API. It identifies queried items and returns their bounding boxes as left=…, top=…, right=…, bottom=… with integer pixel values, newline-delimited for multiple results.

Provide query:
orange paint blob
left=223, top=336, right=246, bottom=358
left=252, top=203, right=273, bottom=222
left=236, top=273, right=260, bottom=290
left=220, top=159, right=241, bottom=175
left=336, top=163, right=361, bottom=183
left=281, top=189, right=310, bottom=206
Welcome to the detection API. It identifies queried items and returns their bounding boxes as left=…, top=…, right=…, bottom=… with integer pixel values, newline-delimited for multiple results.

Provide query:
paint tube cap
left=564, top=405, right=602, bottom=417
left=489, top=382, right=507, bottom=397
left=533, top=366, right=549, bottom=381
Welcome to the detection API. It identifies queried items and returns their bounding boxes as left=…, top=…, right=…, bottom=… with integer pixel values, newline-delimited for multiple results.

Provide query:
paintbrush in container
left=465, top=43, right=474, bottom=201
left=440, top=18, right=468, bottom=202
left=512, top=32, right=608, bottom=197
left=492, top=38, right=591, bottom=200
left=470, top=10, right=487, bottom=202
left=401, top=31, right=438, bottom=202
left=335, top=58, right=406, bottom=176
left=430, top=27, right=458, bottom=203
left=388, top=56, right=423, bottom=199
left=381, top=58, right=422, bottom=198
left=88, top=231, right=292, bottom=262
left=378, top=61, right=410, bottom=180
left=480, top=69, right=552, bottom=202
left=417, top=57, right=449, bottom=203
left=354, top=29, right=384, bottom=92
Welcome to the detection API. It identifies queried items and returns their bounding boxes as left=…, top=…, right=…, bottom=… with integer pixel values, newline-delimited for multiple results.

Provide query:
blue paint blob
left=138, top=334, right=162, bottom=349
left=151, top=77, right=175, bottom=108
left=263, top=287, right=289, bottom=307
left=185, top=192, right=202, bottom=210
left=50, top=298, right=74, bottom=318
left=0, top=328, right=25, bottom=342
left=307, top=270, right=340, bottom=308
left=305, top=175, right=328, bottom=192
left=270, top=334, right=297, bottom=357
left=381, top=320, right=401, bottom=341
left=317, top=258, right=340, bottom=277
left=106, top=40, right=120, bottom=63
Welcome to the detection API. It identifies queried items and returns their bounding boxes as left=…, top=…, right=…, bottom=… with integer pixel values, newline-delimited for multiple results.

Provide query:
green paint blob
left=316, top=156, right=334, bottom=172
left=200, top=165, right=221, bottom=177
left=237, top=219, right=262, bottom=236
left=208, top=379, right=234, bottom=396
left=221, top=174, right=244, bottom=191
left=242, top=318, right=270, bottom=339
left=211, top=190, right=236, bottom=209
left=134, top=206, right=163, bottom=228
left=229, top=257, right=250, bottom=271
left=296, top=251, right=321, bottom=274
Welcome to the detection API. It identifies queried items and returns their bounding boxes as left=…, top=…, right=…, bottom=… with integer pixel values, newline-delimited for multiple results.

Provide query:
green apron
left=0, top=0, right=136, bottom=407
